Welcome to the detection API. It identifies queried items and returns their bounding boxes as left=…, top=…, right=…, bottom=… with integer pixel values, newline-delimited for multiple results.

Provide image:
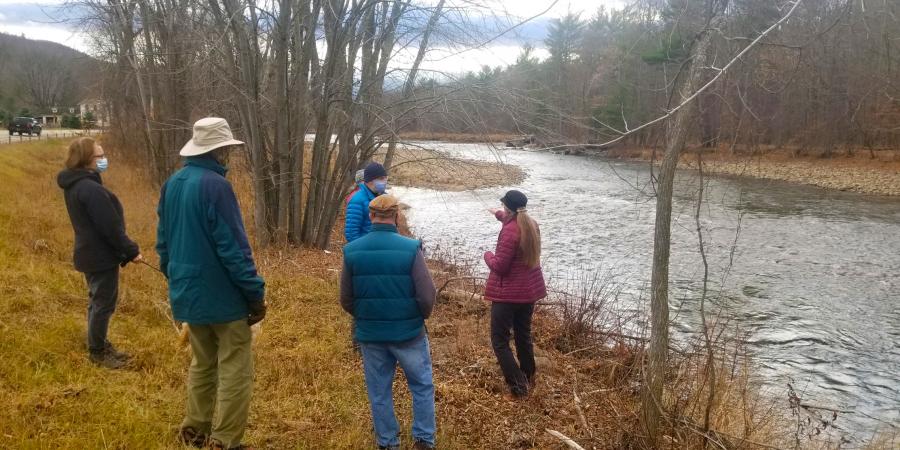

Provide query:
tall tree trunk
left=289, top=0, right=318, bottom=243
left=273, top=0, right=292, bottom=244
left=641, top=13, right=722, bottom=445
left=215, top=0, right=270, bottom=245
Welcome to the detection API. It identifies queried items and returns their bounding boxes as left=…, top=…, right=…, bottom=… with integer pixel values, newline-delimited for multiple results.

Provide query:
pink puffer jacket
left=483, top=211, right=547, bottom=303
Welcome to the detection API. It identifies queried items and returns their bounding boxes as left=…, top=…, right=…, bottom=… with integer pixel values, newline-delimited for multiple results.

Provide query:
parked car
left=8, top=117, right=42, bottom=136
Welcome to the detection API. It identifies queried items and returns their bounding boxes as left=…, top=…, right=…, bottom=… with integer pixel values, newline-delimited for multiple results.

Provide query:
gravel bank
left=681, top=159, right=900, bottom=196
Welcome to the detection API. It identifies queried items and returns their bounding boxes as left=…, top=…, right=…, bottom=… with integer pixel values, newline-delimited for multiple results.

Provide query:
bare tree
left=383, top=0, right=446, bottom=170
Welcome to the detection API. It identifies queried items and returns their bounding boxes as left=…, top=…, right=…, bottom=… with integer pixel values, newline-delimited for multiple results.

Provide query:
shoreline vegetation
left=399, top=132, right=900, bottom=197
left=2, top=138, right=894, bottom=449
left=384, top=147, right=525, bottom=191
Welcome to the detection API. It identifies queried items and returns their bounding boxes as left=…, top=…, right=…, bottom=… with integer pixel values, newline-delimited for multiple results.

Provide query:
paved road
left=2, top=129, right=100, bottom=146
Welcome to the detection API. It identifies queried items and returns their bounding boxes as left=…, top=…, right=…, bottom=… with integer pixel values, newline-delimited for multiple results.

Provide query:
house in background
left=37, top=106, right=80, bottom=128
left=38, top=114, right=60, bottom=128
left=78, top=99, right=110, bottom=128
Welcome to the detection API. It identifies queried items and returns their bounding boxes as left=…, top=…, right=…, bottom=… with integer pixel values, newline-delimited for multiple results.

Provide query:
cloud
left=0, top=2, right=90, bottom=52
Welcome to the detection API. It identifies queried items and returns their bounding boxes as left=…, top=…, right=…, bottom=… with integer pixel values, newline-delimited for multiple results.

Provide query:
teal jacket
left=156, top=156, right=265, bottom=324
left=341, top=224, right=430, bottom=342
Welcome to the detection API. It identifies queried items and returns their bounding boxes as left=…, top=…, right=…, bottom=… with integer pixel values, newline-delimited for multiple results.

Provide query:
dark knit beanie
left=363, top=162, right=387, bottom=182
left=500, top=190, right=528, bottom=212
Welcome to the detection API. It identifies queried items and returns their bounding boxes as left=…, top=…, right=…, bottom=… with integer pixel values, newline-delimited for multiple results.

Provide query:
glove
left=248, top=300, right=267, bottom=326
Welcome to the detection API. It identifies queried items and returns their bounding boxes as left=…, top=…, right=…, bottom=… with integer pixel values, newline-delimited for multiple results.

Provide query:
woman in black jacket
left=57, top=137, right=142, bottom=369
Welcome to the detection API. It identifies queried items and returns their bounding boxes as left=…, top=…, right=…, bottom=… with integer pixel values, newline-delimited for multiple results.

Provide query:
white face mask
left=95, top=157, right=109, bottom=173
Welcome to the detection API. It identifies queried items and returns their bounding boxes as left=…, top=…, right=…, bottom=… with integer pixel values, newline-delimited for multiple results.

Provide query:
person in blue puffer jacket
left=156, top=117, right=265, bottom=450
left=344, top=162, right=388, bottom=243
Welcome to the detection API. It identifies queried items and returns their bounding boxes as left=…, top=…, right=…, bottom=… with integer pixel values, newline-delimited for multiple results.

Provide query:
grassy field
left=0, top=140, right=395, bottom=448
left=3, top=139, right=892, bottom=449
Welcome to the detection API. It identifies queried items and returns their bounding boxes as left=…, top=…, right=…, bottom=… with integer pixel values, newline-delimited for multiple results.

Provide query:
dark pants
left=490, top=302, right=536, bottom=396
left=85, top=266, right=119, bottom=354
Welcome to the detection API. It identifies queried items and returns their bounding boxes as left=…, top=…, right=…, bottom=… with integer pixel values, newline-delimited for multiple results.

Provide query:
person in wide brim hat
left=159, top=117, right=266, bottom=449
left=179, top=117, right=245, bottom=156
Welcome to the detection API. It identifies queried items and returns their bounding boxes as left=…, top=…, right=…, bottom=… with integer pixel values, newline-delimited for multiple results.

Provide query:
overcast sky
left=0, top=0, right=625, bottom=74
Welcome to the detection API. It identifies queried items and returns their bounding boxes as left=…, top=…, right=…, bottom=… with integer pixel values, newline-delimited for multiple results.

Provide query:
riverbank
left=5, top=139, right=884, bottom=448
left=398, top=131, right=517, bottom=143
left=605, top=147, right=900, bottom=196
left=383, top=147, right=525, bottom=191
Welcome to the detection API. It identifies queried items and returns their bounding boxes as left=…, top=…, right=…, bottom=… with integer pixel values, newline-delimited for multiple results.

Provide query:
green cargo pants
left=181, top=319, right=253, bottom=448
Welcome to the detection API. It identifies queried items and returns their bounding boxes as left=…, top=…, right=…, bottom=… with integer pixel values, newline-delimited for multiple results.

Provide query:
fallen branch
left=573, top=390, right=592, bottom=438
left=675, top=416, right=782, bottom=450
left=545, top=429, right=585, bottom=450
left=799, top=403, right=854, bottom=414
left=436, top=276, right=484, bottom=299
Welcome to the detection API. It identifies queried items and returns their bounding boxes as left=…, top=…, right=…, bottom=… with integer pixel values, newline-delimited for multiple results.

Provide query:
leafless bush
left=543, top=266, right=636, bottom=354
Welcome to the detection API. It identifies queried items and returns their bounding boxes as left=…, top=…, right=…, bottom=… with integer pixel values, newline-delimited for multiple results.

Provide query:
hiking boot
left=376, top=445, right=400, bottom=450
left=177, top=426, right=208, bottom=448
left=413, top=440, right=435, bottom=450
left=89, top=350, right=126, bottom=369
left=104, top=342, right=132, bottom=361
left=207, top=438, right=254, bottom=450
left=503, top=391, right=526, bottom=402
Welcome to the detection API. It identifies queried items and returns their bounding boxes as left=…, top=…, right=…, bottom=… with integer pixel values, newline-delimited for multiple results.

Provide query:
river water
left=390, top=142, right=900, bottom=440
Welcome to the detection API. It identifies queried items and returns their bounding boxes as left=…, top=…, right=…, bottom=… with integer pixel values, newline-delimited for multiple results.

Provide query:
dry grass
left=0, top=139, right=379, bottom=448
left=384, top=147, right=524, bottom=191
left=2, top=139, right=891, bottom=449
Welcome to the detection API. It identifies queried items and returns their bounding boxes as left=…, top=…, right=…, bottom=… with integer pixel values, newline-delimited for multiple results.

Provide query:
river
left=390, top=142, right=900, bottom=441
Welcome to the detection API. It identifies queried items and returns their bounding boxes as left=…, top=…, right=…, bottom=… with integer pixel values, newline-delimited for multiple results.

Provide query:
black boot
left=89, top=350, right=126, bottom=369
left=104, top=342, right=132, bottom=361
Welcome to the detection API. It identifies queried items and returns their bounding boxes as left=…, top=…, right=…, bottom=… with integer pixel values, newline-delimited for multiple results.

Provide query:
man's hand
left=248, top=300, right=267, bottom=326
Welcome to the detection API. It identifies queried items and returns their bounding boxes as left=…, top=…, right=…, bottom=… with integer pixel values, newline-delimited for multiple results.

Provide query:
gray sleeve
left=411, top=249, right=436, bottom=319
left=339, top=259, right=354, bottom=315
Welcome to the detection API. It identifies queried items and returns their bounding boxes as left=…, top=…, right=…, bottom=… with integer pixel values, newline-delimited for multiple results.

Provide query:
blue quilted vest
left=343, top=223, right=424, bottom=342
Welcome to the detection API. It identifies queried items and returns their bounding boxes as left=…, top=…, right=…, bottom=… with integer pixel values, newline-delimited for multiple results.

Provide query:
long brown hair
left=514, top=207, right=541, bottom=268
left=65, top=137, right=97, bottom=170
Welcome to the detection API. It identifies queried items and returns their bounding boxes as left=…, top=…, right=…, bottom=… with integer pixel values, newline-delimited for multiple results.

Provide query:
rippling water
left=391, top=142, right=900, bottom=439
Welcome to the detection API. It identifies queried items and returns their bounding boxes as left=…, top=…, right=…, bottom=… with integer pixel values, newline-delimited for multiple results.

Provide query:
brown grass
left=384, top=147, right=525, bottom=191
left=4, top=138, right=891, bottom=449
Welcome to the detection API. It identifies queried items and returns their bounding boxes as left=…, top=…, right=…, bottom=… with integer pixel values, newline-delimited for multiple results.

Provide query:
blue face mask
left=96, top=157, right=109, bottom=173
left=374, top=180, right=388, bottom=193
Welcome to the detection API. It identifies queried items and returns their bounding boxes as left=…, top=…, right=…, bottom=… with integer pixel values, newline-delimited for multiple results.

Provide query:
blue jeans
left=360, top=334, right=436, bottom=447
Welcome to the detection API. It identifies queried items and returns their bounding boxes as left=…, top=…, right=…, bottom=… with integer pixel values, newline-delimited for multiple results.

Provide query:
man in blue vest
left=340, top=194, right=436, bottom=450
left=344, top=162, right=388, bottom=243
left=157, top=117, right=266, bottom=450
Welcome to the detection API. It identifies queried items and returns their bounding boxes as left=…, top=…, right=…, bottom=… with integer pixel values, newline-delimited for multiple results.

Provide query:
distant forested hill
left=0, top=32, right=98, bottom=122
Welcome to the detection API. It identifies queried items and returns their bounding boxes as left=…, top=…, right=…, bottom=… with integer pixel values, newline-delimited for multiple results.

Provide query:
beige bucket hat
left=179, top=117, right=244, bottom=156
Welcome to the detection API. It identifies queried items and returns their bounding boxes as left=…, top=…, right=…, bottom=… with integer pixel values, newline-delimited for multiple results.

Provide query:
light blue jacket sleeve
left=344, top=193, right=367, bottom=242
